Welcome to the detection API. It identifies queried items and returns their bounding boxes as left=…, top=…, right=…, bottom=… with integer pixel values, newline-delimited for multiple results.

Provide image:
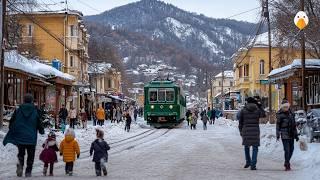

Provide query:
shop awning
left=268, top=59, right=320, bottom=81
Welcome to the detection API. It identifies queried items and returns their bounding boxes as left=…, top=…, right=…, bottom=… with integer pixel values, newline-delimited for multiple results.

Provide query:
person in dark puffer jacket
left=3, top=94, right=45, bottom=177
left=238, top=97, right=266, bottom=170
left=90, top=128, right=110, bottom=176
left=276, top=100, right=299, bottom=171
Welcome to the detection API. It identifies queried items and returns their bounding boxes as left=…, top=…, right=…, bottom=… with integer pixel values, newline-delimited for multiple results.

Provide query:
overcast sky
left=41, top=0, right=261, bottom=23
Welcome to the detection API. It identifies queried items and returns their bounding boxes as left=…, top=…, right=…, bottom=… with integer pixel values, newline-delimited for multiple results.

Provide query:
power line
left=76, top=0, right=101, bottom=13
left=226, top=7, right=261, bottom=19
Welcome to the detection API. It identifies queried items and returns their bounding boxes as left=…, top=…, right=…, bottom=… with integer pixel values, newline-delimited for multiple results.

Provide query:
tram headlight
left=169, top=105, right=173, bottom=109
left=151, top=105, right=154, bottom=109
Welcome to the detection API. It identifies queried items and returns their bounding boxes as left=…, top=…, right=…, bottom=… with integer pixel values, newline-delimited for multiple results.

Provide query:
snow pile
left=216, top=117, right=238, bottom=129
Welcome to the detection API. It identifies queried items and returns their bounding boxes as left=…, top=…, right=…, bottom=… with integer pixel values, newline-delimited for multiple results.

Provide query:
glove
left=276, top=137, right=280, bottom=141
left=60, top=153, right=63, bottom=156
left=296, top=137, right=299, bottom=142
left=77, top=154, right=80, bottom=159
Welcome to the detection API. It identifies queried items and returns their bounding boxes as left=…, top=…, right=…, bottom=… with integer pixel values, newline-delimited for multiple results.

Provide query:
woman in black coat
left=276, top=100, right=299, bottom=171
left=90, top=129, right=110, bottom=176
left=238, top=97, right=265, bottom=170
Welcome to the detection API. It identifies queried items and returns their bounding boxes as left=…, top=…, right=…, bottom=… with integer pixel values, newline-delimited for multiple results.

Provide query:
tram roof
left=144, top=80, right=179, bottom=88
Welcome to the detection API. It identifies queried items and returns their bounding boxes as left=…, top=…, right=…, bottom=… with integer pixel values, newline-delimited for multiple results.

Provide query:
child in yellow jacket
left=59, top=128, right=80, bottom=176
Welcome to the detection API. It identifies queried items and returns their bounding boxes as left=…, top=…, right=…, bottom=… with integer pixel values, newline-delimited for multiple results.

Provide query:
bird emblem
left=294, top=11, right=309, bottom=30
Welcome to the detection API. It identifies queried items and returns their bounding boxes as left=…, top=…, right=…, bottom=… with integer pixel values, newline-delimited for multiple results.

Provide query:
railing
left=239, top=77, right=250, bottom=83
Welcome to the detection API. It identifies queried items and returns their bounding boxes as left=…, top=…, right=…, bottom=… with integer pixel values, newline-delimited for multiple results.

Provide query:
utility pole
left=300, top=0, right=307, bottom=111
left=221, top=58, right=225, bottom=114
left=264, top=0, right=272, bottom=118
left=0, top=0, right=6, bottom=129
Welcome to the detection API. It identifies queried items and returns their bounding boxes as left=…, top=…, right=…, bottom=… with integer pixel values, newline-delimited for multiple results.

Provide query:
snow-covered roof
left=88, top=62, right=112, bottom=74
left=5, top=51, right=75, bottom=81
left=215, top=70, right=234, bottom=78
left=268, top=59, right=320, bottom=78
left=16, top=10, right=83, bottom=17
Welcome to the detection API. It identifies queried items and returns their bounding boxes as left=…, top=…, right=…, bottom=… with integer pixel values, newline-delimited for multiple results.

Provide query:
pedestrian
left=69, top=106, right=77, bottom=129
left=190, top=112, right=197, bottom=130
left=112, top=106, right=116, bottom=123
left=3, top=94, right=45, bottom=177
left=125, top=112, right=132, bottom=132
left=96, top=105, right=105, bottom=126
left=93, top=110, right=97, bottom=126
left=238, top=97, right=266, bottom=170
left=116, top=106, right=122, bottom=123
left=39, top=131, right=59, bottom=176
left=59, top=128, right=80, bottom=176
left=59, top=104, right=68, bottom=131
left=211, top=107, right=216, bottom=125
left=80, top=107, right=88, bottom=129
left=207, top=107, right=212, bottom=124
left=90, top=128, right=110, bottom=176
left=201, top=111, right=209, bottom=130
left=186, top=109, right=191, bottom=126
left=276, top=100, right=299, bottom=171
left=134, top=108, right=138, bottom=122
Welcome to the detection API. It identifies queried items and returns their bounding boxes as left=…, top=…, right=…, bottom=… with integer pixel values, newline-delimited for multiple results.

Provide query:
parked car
left=307, top=109, right=320, bottom=143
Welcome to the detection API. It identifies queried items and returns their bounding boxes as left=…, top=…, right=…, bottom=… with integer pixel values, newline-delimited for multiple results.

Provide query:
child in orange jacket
left=59, top=128, right=80, bottom=176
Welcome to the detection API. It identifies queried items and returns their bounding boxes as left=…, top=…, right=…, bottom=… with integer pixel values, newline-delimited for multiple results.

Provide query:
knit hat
left=246, top=97, right=257, bottom=104
left=96, top=127, right=104, bottom=139
left=280, top=100, right=290, bottom=110
left=65, top=128, right=75, bottom=138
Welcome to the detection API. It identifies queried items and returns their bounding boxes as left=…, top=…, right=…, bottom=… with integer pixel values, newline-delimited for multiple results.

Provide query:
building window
left=27, top=24, right=33, bottom=36
left=70, top=25, right=77, bottom=37
left=239, top=66, right=243, bottom=78
left=69, top=56, right=74, bottom=67
left=260, top=60, right=265, bottom=75
left=108, top=79, right=111, bottom=88
left=244, top=64, right=249, bottom=77
left=307, top=74, right=320, bottom=105
left=218, top=81, right=222, bottom=86
left=230, top=81, right=233, bottom=87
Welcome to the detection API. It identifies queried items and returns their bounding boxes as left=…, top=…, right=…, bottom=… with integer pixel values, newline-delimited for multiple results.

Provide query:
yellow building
left=89, top=62, right=122, bottom=108
left=17, top=10, right=89, bottom=83
left=17, top=10, right=90, bottom=110
left=233, top=32, right=300, bottom=110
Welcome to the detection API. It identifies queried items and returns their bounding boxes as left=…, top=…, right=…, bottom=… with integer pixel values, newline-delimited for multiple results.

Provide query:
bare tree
left=271, top=0, right=320, bottom=60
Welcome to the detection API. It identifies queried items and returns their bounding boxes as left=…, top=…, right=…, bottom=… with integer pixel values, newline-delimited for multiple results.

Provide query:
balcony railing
left=239, top=77, right=250, bottom=83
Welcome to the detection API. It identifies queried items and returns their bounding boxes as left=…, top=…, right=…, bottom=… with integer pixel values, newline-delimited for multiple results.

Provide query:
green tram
left=144, top=80, right=186, bottom=128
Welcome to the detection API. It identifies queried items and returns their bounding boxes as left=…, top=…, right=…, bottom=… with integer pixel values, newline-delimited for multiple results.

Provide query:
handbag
left=299, top=137, right=308, bottom=151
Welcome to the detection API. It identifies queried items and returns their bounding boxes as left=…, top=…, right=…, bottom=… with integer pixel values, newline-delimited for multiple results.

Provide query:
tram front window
left=150, top=91, right=157, bottom=102
left=158, top=90, right=166, bottom=102
left=166, top=90, right=174, bottom=102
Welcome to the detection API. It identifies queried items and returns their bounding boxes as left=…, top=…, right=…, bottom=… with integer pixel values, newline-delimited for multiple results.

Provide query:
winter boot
left=284, top=163, right=291, bottom=171
left=250, top=166, right=257, bottom=170
left=16, top=164, right=23, bottom=177
left=244, top=164, right=250, bottom=168
left=69, top=172, right=73, bottom=176
left=43, top=166, right=48, bottom=176
left=102, top=168, right=107, bottom=176
left=96, top=169, right=102, bottom=176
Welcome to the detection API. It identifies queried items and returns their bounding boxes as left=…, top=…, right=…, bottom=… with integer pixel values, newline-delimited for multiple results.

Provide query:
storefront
left=269, top=59, right=320, bottom=111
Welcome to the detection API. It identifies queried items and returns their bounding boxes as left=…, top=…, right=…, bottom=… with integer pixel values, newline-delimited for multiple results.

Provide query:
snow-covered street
left=1, top=118, right=320, bottom=180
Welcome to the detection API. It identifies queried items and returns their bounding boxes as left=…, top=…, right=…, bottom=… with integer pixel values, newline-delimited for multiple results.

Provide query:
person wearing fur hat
left=39, top=131, right=59, bottom=176
left=90, top=128, right=110, bottom=176
left=59, top=128, right=80, bottom=176
left=276, top=99, right=299, bottom=171
left=238, top=96, right=266, bottom=170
